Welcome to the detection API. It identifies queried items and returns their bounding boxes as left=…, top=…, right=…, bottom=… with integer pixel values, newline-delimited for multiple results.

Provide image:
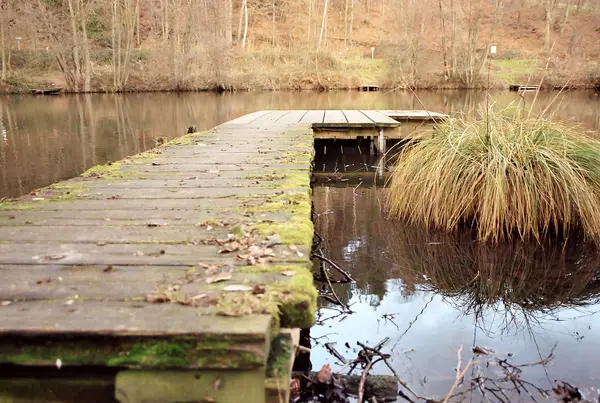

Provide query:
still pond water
left=2, top=90, right=600, bottom=401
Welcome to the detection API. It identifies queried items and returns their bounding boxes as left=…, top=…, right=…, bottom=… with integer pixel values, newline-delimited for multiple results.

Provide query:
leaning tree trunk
left=0, top=16, right=6, bottom=81
left=318, top=0, right=329, bottom=49
left=241, top=0, right=248, bottom=48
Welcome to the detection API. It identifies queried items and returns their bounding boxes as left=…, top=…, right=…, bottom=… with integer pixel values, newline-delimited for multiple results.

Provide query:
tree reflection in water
left=311, top=181, right=600, bottom=401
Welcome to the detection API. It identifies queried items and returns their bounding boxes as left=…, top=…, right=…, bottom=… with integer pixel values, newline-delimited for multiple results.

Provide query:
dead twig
left=443, top=345, right=478, bottom=403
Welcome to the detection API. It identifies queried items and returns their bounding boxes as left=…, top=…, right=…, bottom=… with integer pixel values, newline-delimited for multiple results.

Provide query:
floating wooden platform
left=0, top=109, right=429, bottom=401
left=509, top=84, right=538, bottom=92
left=358, top=85, right=379, bottom=91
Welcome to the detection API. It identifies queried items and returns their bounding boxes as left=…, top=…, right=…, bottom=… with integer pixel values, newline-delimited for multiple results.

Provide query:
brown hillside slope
left=0, top=0, right=599, bottom=92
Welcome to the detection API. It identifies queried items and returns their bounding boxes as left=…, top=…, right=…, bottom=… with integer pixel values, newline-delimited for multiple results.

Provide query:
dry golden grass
left=386, top=108, right=600, bottom=243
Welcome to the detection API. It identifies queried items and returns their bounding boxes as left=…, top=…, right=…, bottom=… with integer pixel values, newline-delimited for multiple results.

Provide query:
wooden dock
left=0, top=109, right=426, bottom=402
left=509, top=84, right=538, bottom=92
left=380, top=109, right=448, bottom=122
left=358, top=85, right=379, bottom=91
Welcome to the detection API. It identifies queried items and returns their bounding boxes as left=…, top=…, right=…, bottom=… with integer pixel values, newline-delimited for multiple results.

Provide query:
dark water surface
left=2, top=90, right=600, bottom=401
left=1, top=90, right=600, bottom=198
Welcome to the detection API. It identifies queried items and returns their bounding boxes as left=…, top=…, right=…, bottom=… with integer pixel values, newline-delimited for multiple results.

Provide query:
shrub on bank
left=386, top=108, right=600, bottom=243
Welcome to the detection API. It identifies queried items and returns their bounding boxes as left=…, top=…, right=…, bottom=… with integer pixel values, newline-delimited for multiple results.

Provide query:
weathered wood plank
left=224, top=110, right=272, bottom=125
left=250, top=111, right=290, bottom=126
left=299, top=110, right=324, bottom=124
left=321, top=110, right=348, bottom=128
left=359, top=110, right=401, bottom=127
left=342, top=110, right=375, bottom=127
left=0, top=301, right=272, bottom=370
left=381, top=109, right=448, bottom=121
left=0, top=243, right=309, bottom=265
left=275, top=110, right=307, bottom=125
left=0, top=300, right=272, bottom=337
left=0, top=264, right=303, bottom=301
left=0, top=210, right=291, bottom=225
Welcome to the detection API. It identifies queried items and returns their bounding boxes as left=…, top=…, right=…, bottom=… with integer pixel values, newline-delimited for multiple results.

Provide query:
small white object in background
left=56, top=358, right=62, bottom=369
left=490, top=45, right=497, bottom=54
left=371, top=47, right=375, bottom=59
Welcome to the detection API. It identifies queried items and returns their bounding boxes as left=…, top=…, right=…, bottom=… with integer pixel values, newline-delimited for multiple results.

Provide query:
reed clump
left=386, top=108, right=600, bottom=243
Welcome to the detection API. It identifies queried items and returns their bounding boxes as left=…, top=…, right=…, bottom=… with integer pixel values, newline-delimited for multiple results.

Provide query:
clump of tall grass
left=386, top=108, right=600, bottom=243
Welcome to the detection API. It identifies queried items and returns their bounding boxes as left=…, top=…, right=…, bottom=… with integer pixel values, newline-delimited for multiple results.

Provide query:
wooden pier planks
left=321, top=110, right=348, bottom=128
left=299, top=110, right=325, bottom=124
left=381, top=110, right=448, bottom=121
left=359, top=110, right=400, bottom=127
left=275, top=110, right=308, bottom=125
left=342, top=110, right=375, bottom=127
left=0, top=112, right=317, bottom=376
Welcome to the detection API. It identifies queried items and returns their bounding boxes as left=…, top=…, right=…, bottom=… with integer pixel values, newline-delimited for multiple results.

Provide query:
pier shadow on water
left=309, top=149, right=600, bottom=402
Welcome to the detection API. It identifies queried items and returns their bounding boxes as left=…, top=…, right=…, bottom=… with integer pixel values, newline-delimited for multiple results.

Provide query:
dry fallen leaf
left=281, top=271, right=296, bottom=277
left=64, top=300, right=74, bottom=306
left=317, top=364, right=333, bottom=383
left=205, top=272, right=233, bottom=284
left=289, top=244, right=304, bottom=258
left=96, top=241, right=107, bottom=246
left=145, top=294, right=169, bottom=303
left=1, top=301, right=12, bottom=306
left=223, top=285, right=253, bottom=292
left=191, top=294, right=207, bottom=301
left=264, top=234, right=281, bottom=247
left=252, top=284, right=266, bottom=295
left=472, top=346, right=494, bottom=356
left=218, top=242, right=240, bottom=254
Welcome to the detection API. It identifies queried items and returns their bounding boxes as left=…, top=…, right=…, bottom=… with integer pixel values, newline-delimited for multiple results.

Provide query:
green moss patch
left=0, top=335, right=264, bottom=369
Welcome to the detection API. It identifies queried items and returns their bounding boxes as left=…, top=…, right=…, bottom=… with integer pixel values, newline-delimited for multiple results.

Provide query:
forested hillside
left=1, top=0, right=599, bottom=92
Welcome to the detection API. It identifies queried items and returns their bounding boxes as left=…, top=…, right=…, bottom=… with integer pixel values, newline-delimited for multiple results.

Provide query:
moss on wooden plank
left=0, top=335, right=265, bottom=369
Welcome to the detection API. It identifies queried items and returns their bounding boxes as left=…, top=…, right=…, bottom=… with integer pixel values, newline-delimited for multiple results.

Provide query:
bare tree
left=0, top=0, right=8, bottom=81
left=544, top=0, right=558, bottom=51
left=318, top=0, right=329, bottom=49
left=225, top=0, right=233, bottom=46
left=241, top=0, right=248, bottom=48
left=111, top=0, right=138, bottom=91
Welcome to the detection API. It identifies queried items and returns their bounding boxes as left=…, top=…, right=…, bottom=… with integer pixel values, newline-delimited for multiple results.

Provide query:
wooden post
left=378, top=128, right=385, bottom=154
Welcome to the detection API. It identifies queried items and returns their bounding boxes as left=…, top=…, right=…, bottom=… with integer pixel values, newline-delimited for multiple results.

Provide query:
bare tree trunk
left=544, top=0, right=557, bottom=51
left=135, top=0, right=140, bottom=46
left=67, top=0, right=82, bottom=90
left=0, top=13, right=6, bottom=81
left=349, top=0, right=354, bottom=46
left=225, top=0, right=233, bottom=46
left=307, top=0, right=313, bottom=43
left=160, top=0, right=170, bottom=41
left=241, top=0, right=248, bottom=48
left=237, top=0, right=244, bottom=41
left=318, top=0, right=329, bottom=49
left=79, top=0, right=92, bottom=92
left=559, top=0, right=571, bottom=35
left=451, top=0, right=456, bottom=76
left=438, top=0, right=449, bottom=76
left=344, top=0, right=349, bottom=47
left=112, top=0, right=118, bottom=89
left=271, top=0, right=276, bottom=47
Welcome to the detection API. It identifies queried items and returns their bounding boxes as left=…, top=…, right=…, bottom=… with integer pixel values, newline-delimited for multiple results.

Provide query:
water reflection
left=2, top=90, right=600, bottom=198
left=311, top=180, right=600, bottom=401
